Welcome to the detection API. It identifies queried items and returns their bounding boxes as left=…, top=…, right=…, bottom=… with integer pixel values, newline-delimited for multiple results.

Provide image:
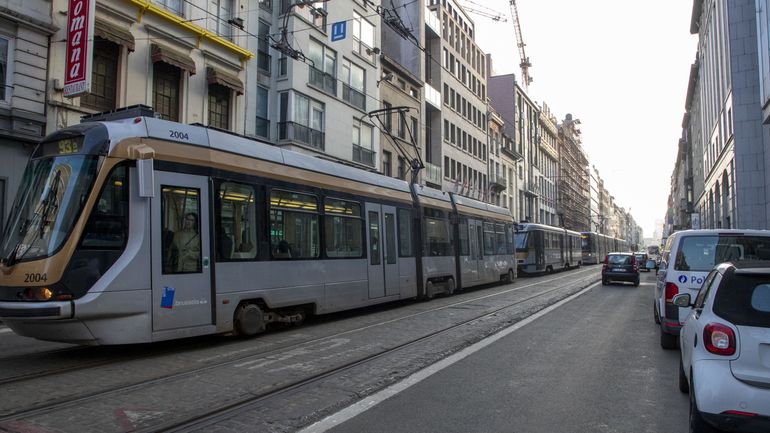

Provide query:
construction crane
left=509, top=0, right=533, bottom=88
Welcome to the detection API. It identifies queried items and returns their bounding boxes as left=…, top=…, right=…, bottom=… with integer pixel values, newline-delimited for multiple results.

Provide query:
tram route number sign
left=63, top=0, right=96, bottom=98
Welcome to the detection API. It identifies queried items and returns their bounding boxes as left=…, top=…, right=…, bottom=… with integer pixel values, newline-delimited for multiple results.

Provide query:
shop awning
left=151, top=44, right=196, bottom=75
left=95, top=21, right=135, bottom=52
left=207, top=67, right=244, bottom=95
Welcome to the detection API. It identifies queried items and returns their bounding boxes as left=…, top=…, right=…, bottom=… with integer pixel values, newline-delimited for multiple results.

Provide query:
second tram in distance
left=514, top=223, right=583, bottom=274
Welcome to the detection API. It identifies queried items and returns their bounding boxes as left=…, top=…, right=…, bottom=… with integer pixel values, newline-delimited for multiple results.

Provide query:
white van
left=654, top=229, right=770, bottom=349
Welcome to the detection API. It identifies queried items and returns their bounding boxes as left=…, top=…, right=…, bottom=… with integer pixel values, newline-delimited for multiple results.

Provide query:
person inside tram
left=174, top=212, right=201, bottom=272
left=274, top=240, right=292, bottom=259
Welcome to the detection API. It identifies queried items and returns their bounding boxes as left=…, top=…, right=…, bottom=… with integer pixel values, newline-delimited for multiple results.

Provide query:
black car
left=634, top=252, right=650, bottom=272
left=601, top=252, right=640, bottom=286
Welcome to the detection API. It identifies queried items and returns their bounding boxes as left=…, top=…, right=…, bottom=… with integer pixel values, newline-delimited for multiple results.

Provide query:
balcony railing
left=501, top=146, right=524, bottom=161
left=278, top=121, right=325, bottom=150
left=352, top=144, right=375, bottom=166
left=425, top=82, right=441, bottom=110
left=424, top=162, right=442, bottom=186
left=309, top=66, right=336, bottom=95
left=343, top=84, right=366, bottom=111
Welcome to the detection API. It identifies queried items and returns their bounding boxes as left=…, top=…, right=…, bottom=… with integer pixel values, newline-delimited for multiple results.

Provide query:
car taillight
left=604, top=255, right=608, bottom=264
left=664, top=282, right=679, bottom=303
left=704, top=323, right=736, bottom=356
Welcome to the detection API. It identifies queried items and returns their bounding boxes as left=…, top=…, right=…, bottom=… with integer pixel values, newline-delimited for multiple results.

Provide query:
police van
left=654, top=229, right=770, bottom=349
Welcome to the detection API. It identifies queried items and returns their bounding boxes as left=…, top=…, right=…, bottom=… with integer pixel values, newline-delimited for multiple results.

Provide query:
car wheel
left=653, top=301, right=661, bottom=324
left=602, top=278, right=608, bottom=286
left=633, top=278, right=640, bottom=287
left=689, top=376, right=720, bottom=433
left=660, top=328, right=678, bottom=350
left=679, top=358, right=689, bottom=394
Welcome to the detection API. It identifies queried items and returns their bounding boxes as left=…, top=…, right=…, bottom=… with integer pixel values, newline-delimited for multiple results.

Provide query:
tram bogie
left=0, top=113, right=516, bottom=345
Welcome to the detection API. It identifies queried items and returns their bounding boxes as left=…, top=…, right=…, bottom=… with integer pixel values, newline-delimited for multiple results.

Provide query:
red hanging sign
left=63, top=0, right=95, bottom=98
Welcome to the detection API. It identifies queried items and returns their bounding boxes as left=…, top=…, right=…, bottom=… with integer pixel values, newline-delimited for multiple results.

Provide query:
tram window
left=161, top=186, right=201, bottom=274
left=369, top=211, right=381, bottom=265
left=458, top=219, right=469, bottom=256
left=217, top=182, right=257, bottom=260
left=324, top=198, right=362, bottom=258
left=483, top=222, right=495, bottom=255
left=384, top=213, right=397, bottom=264
left=506, top=224, right=515, bottom=254
left=270, top=190, right=319, bottom=259
left=424, top=217, right=453, bottom=256
left=495, top=224, right=506, bottom=254
left=81, top=165, right=128, bottom=249
left=398, top=209, right=413, bottom=257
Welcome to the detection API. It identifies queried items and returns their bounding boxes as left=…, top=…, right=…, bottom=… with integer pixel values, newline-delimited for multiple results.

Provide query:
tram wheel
left=506, top=269, right=514, bottom=283
left=445, top=278, right=456, bottom=296
left=424, top=281, right=435, bottom=300
left=234, top=303, right=266, bottom=336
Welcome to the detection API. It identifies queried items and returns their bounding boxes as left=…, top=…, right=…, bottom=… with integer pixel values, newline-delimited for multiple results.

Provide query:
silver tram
left=0, top=110, right=516, bottom=344
left=514, top=223, right=583, bottom=274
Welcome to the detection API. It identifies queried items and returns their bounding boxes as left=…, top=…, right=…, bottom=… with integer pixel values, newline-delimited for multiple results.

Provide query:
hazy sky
left=467, top=0, right=698, bottom=237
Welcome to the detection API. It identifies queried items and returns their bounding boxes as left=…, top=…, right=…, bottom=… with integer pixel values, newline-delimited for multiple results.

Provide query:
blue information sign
left=331, top=21, right=347, bottom=42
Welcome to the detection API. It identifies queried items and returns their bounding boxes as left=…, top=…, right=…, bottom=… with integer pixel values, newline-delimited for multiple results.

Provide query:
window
left=217, top=182, right=257, bottom=260
left=324, top=199, right=362, bottom=258
left=295, top=1, right=327, bottom=29
left=280, top=92, right=325, bottom=149
left=495, top=224, right=506, bottom=254
left=369, top=211, right=381, bottom=265
left=398, top=209, right=413, bottom=257
left=383, top=101, right=392, bottom=131
left=385, top=213, right=396, bottom=264
left=352, top=123, right=374, bottom=166
left=153, top=62, right=181, bottom=121
left=208, top=0, right=234, bottom=40
left=383, top=150, right=392, bottom=177
left=208, top=84, right=231, bottom=130
left=483, top=222, right=495, bottom=255
left=714, top=277, right=770, bottom=327
left=80, top=165, right=128, bottom=249
left=81, top=37, right=119, bottom=112
left=458, top=219, right=469, bottom=256
left=258, top=21, right=271, bottom=74
left=352, top=12, right=375, bottom=62
left=270, top=190, right=319, bottom=259
left=0, top=178, right=4, bottom=236
left=342, top=59, right=366, bottom=110
left=397, top=113, right=406, bottom=139
left=0, top=37, right=9, bottom=102
left=397, top=156, right=406, bottom=180
left=308, top=39, right=336, bottom=95
left=411, top=116, right=418, bottom=146
left=424, top=210, right=453, bottom=256
left=256, top=86, right=269, bottom=138
left=155, top=0, right=182, bottom=15
left=161, top=186, right=201, bottom=274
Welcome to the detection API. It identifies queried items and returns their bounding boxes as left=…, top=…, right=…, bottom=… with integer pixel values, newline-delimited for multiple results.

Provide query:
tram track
left=0, top=268, right=599, bottom=431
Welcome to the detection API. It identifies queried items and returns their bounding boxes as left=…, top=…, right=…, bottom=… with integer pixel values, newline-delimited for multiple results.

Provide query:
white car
left=654, top=229, right=770, bottom=350
left=674, top=261, right=770, bottom=433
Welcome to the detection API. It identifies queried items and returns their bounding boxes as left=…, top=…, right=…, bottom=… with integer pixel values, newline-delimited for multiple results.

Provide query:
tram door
left=365, top=203, right=399, bottom=298
left=465, top=219, right=482, bottom=284
left=151, top=172, right=213, bottom=332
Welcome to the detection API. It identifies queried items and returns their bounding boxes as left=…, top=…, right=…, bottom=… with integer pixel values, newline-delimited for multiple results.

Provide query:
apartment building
left=426, top=0, right=489, bottom=200
left=537, top=103, right=558, bottom=226
left=0, top=0, right=55, bottom=232
left=557, top=114, right=589, bottom=232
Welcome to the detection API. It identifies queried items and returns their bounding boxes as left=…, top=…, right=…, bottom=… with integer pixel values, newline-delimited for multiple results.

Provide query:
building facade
left=537, top=103, right=558, bottom=226
left=557, top=114, right=589, bottom=232
left=0, top=0, right=55, bottom=233
left=689, top=0, right=766, bottom=229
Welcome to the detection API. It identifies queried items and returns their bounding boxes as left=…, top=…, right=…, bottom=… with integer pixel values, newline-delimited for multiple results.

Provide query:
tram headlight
left=21, top=287, right=54, bottom=301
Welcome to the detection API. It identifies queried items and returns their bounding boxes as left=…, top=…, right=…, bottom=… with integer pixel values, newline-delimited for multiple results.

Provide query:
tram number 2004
left=169, top=130, right=190, bottom=141
left=24, top=273, right=47, bottom=283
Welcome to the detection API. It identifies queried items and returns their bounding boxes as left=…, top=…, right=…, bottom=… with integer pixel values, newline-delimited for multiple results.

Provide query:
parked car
left=654, top=229, right=770, bottom=349
left=674, top=261, right=770, bottom=433
left=601, top=252, right=640, bottom=286
left=634, top=252, right=650, bottom=271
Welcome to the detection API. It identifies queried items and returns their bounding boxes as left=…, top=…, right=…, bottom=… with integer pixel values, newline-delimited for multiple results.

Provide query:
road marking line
left=298, top=281, right=601, bottom=433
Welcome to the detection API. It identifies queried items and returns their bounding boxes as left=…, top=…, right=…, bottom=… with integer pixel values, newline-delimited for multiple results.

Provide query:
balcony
left=489, top=175, right=506, bottom=193
left=424, top=7, right=440, bottom=38
left=523, top=180, right=540, bottom=197
left=424, top=162, right=442, bottom=186
left=309, top=66, right=336, bottom=96
left=425, top=82, right=441, bottom=110
left=352, top=144, right=375, bottom=167
left=343, top=83, right=366, bottom=111
left=278, top=121, right=325, bottom=150
left=501, top=145, right=524, bottom=161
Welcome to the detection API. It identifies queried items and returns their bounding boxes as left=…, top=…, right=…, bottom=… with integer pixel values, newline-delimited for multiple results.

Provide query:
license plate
left=613, top=268, right=625, bottom=272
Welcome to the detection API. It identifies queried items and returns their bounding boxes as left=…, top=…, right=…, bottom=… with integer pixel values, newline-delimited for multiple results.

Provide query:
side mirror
left=672, top=293, right=692, bottom=308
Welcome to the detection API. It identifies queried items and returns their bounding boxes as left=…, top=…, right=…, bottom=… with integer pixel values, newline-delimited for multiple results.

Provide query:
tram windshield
left=0, top=148, right=99, bottom=265
left=514, top=232, right=530, bottom=252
